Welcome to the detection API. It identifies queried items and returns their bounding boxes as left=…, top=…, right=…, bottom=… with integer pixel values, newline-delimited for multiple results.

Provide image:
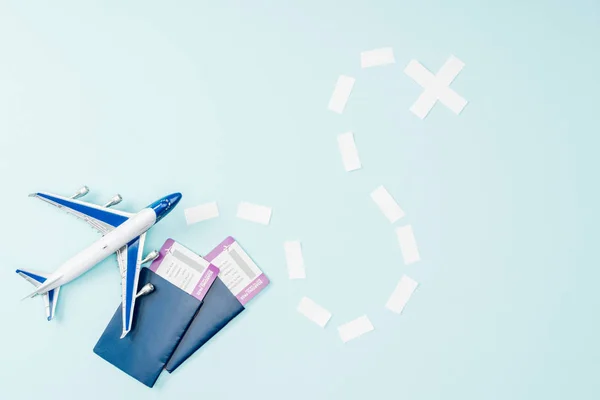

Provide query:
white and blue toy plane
left=16, top=187, right=182, bottom=338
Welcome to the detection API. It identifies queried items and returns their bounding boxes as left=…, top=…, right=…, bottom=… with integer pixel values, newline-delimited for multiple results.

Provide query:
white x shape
left=404, top=55, right=467, bottom=119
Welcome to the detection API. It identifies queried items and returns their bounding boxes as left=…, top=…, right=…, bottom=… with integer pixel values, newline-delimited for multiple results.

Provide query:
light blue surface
left=1, top=1, right=598, bottom=399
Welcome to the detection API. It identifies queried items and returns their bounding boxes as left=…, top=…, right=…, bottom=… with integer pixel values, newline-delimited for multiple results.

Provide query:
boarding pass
left=149, top=239, right=219, bottom=301
left=151, top=237, right=269, bottom=306
left=204, top=236, right=269, bottom=305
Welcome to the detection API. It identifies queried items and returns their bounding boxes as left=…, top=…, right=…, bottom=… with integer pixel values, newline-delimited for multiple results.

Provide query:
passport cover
left=93, top=268, right=202, bottom=387
left=165, top=277, right=245, bottom=372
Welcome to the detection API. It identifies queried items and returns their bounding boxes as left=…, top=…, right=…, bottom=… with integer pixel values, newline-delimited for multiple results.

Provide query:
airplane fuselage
left=35, top=208, right=157, bottom=294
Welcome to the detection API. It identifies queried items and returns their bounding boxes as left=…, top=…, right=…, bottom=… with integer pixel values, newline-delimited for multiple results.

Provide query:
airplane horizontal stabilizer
left=16, top=268, right=62, bottom=320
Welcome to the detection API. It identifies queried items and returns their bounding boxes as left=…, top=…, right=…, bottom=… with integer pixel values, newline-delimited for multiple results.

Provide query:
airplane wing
left=29, top=191, right=133, bottom=235
left=116, top=233, right=146, bottom=338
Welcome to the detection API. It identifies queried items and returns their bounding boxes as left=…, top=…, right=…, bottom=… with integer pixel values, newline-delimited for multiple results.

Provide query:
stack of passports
left=93, top=268, right=244, bottom=387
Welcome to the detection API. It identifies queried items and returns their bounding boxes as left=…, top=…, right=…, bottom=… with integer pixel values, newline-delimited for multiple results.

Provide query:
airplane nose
left=169, top=192, right=182, bottom=207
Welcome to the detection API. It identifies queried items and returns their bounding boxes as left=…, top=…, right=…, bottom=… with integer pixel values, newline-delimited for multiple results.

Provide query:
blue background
left=1, top=1, right=598, bottom=399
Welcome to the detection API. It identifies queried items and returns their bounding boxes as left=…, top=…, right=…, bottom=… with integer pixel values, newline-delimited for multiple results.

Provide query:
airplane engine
left=141, top=250, right=160, bottom=265
left=136, top=283, right=155, bottom=298
left=70, top=186, right=89, bottom=199
left=104, top=194, right=123, bottom=208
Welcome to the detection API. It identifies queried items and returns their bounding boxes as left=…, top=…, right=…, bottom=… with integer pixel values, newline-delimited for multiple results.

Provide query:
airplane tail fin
left=16, top=269, right=62, bottom=321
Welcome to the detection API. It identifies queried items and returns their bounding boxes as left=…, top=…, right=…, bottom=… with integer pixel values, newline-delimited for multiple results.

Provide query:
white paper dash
left=338, top=315, right=374, bottom=343
left=385, top=275, right=418, bottom=314
left=237, top=202, right=272, bottom=225
left=284, top=241, right=306, bottom=280
left=370, top=186, right=405, bottom=223
left=328, top=75, right=355, bottom=114
left=297, top=297, right=331, bottom=328
left=337, top=132, right=362, bottom=172
left=361, top=47, right=395, bottom=68
left=184, top=202, right=219, bottom=225
left=396, top=225, right=421, bottom=265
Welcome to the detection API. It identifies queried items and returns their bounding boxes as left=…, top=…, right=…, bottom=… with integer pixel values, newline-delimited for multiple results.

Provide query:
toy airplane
left=16, top=186, right=182, bottom=338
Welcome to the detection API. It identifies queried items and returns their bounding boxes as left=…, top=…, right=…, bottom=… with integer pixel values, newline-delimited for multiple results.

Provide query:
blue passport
left=93, top=268, right=202, bottom=387
left=165, top=277, right=245, bottom=372
left=148, top=237, right=268, bottom=373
